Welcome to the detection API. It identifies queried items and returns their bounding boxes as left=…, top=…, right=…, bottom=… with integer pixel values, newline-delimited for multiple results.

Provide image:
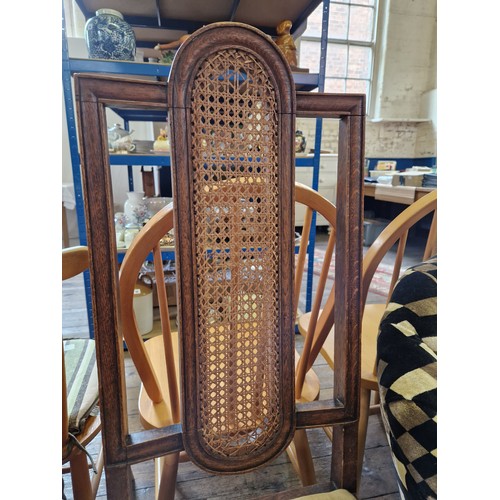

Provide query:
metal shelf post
left=305, top=0, right=330, bottom=311
left=62, top=4, right=95, bottom=337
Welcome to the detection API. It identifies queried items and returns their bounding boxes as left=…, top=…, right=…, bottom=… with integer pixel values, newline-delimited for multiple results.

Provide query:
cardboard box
left=391, top=172, right=424, bottom=187
left=374, top=160, right=397, bottom=171
left=369, top=170, right=398, bottom=179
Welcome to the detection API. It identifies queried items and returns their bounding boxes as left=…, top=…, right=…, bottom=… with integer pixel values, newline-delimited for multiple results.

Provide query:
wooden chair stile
left=74, top=21, right=365, bottom=500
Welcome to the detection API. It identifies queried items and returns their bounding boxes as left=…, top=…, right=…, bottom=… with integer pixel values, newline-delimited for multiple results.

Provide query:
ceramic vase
left=84, top=9, right=136, bottom=61
left=124, top=191, right=148, bottom=225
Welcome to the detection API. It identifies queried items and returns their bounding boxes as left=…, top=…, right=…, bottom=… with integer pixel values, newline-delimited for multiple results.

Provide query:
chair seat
left=297, top=489, right=356, bottom=499
left=139, top=334, right=321, bottom=430
left=298, top=303, right=386, bottom=392
left=63, top=338, right=99, bottom=435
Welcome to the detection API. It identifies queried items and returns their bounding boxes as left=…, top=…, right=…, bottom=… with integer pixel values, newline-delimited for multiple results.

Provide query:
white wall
left=373, top=0, right=437, bottom=120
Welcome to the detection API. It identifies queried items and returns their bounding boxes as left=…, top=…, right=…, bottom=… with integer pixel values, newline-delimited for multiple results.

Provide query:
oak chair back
left=74, top=21, right=365, bottom=499
left=168, top=22, right=296, bottom=472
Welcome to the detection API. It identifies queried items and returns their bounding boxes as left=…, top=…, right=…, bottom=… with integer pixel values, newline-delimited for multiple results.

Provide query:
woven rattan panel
left=190, top=49, right=281, bottom=458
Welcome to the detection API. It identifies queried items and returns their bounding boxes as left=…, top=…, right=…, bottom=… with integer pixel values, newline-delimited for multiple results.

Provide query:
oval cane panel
left=190, top=48, right=282, bottom=459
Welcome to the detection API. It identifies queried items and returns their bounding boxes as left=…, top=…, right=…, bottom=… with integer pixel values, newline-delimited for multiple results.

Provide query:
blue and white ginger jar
left=85, top=9, right=136, bottom=61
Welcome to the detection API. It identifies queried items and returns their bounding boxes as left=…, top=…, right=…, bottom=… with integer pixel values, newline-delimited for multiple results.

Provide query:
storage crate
left=363, top=218, right=390, bottom=246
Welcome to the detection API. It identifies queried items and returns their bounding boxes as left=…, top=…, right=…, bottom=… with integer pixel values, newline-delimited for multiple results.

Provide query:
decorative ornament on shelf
left=124, top=191, right=149, bottom=225
left=275, top=20, right=298, bottom=70
left=154, top=34, right=191, bottom=64
left=153, top=128, right=171, bottom=152
left=107, top=123, right=135, bottom=153
left=114, top=212, right=127, bottom=249
left=84, top=9, right=136, bottom=61
left=124, top=222, right=141, bottom=248
left=295, top=130, right=306, bottom=153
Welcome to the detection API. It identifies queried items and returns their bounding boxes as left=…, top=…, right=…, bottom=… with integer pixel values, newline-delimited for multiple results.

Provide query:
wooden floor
left=62, top=232, right=427, bottom=499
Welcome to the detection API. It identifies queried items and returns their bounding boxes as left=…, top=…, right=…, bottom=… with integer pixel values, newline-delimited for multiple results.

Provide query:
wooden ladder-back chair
left=296, top=190, right=437, bottom=485
left=62, top=246, right=104, bottom=499
left=74, top=21, right=365, bottom=500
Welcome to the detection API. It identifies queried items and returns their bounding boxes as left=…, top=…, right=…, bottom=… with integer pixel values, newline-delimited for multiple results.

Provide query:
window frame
left=298, top=0, right=380, bottom=116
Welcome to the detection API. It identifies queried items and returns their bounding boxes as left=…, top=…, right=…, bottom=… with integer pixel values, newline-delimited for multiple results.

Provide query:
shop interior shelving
left=63, top=0, right=331, bottom=337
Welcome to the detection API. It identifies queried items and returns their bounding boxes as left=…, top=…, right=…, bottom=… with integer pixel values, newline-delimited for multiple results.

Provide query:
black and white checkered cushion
left=376, top=257, right=437, bottom=499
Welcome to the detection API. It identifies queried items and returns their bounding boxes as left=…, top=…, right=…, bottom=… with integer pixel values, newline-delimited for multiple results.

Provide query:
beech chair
left=296, top=190, right=437, bottom=485
left=119, top=182, right=338, bottom=493
left=74, top=21, right=365, bottom=500
left=62, top=246, right=104, bottom=500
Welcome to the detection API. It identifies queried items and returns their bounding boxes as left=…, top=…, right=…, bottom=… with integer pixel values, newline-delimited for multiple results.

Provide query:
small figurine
left=275, top=20, right=298, bottom=69
left=295, top=130, right=306, bottom=153
left=153, top=128, right=170, bottom=152
left=154, top=34, right=191, bottom=52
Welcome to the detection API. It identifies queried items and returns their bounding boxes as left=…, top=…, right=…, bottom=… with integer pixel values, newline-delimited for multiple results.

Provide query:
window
left=299, top=0, right=378, bottom=105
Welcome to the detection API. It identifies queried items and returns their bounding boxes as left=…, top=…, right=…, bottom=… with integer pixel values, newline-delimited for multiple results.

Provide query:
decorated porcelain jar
left=84, top=9, right=136, bottom=61
left=124, top=191, right=149, bottom=225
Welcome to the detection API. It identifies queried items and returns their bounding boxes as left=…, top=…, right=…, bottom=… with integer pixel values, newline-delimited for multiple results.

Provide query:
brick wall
left=296, top=118, right=436, bottom=159
left=296, top=0, right=437, bottom=161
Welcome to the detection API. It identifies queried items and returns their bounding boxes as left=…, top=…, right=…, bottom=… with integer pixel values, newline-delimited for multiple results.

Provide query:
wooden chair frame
left=62, top=246, right=104, bottom=499
left=74, top=39, right=365, bottom=496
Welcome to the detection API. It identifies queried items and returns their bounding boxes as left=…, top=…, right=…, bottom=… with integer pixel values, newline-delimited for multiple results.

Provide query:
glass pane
left=347, top=46, right=372, bottom=79
left=326, top=43, right=347, bottom=77
left=325, top=78, right=346, bottom=93
left=302, top=4, right=323, bottom=37
left=353, top=0, right=375, bottom=6
left=346, top=78, right=368, bottom=95
left=348, top=6, right=374, bottom=42
left=299, top=40, right=320, bottom=72
left=329, top=3, right=348, bottom=39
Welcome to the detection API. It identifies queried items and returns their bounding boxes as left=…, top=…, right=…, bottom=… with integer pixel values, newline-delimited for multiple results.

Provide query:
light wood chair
left=119, top=182, right=338, bottom=492
left=296, top=190, right=437, bottom=485
left=74, top=21, right=365, bottom=500
left=62, top=246, right=104, bottom=500
left=287, top=182, right=338, bottom=486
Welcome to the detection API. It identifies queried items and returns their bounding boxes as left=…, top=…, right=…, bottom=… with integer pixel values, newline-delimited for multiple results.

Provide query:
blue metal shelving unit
left=62, top=0, right=330, bottom=337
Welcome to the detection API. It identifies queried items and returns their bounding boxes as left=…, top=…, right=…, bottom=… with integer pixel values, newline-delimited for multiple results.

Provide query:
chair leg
left=91, top=446, right=105, bottom=498
left=286, top=429, right=317, bottom=486
left=156, top=452, right=180, bottom=500
left=69, top=447, right=94, bottom=500
left=357, top=387, right=371, bottom=488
